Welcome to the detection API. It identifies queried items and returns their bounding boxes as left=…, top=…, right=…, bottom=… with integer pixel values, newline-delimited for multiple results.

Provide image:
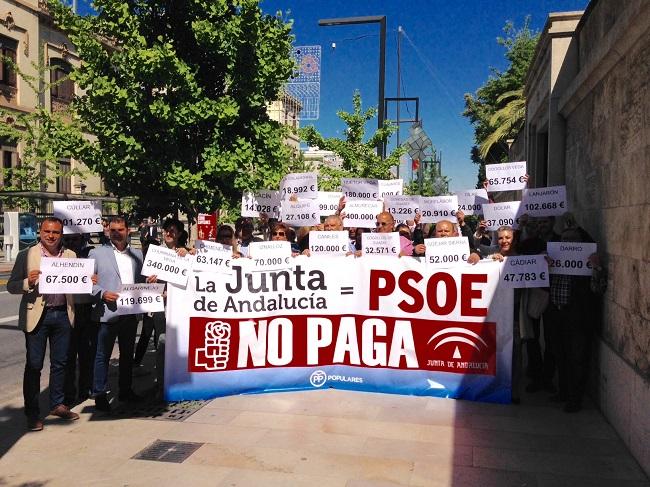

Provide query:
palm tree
left=479, top=88, right=525, bottom=159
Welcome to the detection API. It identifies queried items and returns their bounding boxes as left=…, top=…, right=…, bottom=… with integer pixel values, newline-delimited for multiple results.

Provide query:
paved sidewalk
left=0, top=383, right=648, bottom=487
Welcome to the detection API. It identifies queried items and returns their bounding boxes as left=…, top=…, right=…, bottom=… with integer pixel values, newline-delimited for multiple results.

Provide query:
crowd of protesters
left=8, top=177, right=606, bottom=431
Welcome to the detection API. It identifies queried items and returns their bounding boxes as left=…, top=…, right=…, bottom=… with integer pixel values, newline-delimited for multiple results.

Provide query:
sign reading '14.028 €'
left=39, top=257, right=94, bottom=294
left=193, top=240, right=234, bottom=274
left=362, top=232, right=401, bottom=257
left=115, top=283, right=165, bottom=315
left=280, top=172, right=318, bottom=200
left=53, top=200, right=103, bottom=234
left=485, top=161, right=527, bottom=192
left=309, top=231, right=349, bottom=256
left=241, top=190, right=280, bottom=219
left=342, top=200, right=384, bottom=229
left=546, top=242, right=597, bottom=276
left=500, top=255, right=549, bottom=289
left=424, top=237, right=471, bottom=268
left=141, top=245, right=191, bottom=287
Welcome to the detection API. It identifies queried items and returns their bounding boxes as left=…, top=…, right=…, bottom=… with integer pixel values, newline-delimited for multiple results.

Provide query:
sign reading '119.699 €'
left=115, top=283, right=165, bottom=315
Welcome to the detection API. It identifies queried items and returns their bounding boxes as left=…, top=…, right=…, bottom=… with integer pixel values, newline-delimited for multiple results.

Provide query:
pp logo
left=194, top=320, right=231, bottom=371
left=309, top=370, right=327, bottom=388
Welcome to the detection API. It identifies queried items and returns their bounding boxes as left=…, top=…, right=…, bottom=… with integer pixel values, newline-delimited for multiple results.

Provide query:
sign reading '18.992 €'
left=115, top=283, right=165, bottom=315
left=280, top=172, right=318, bottom=200
left=53, top=200, right=103, bottom=234
left=141, top=245, right=191, bottom=287
left=39, top=257, right=94, bottom=294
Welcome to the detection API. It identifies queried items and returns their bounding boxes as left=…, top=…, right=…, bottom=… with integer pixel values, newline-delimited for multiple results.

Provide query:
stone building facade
left=522, top=0, right=649, bottom=475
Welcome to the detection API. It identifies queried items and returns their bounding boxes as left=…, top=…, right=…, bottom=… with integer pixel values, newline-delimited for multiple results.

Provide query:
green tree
left=299, top=91, right=405, bottom=191
left=0, top=49, right=89, bottom=209
left=463, top=19, right=538, bottom=187
left=48, top=0, right=296, bottom=220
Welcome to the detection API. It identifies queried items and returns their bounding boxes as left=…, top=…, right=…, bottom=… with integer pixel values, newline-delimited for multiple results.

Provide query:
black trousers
left=64, top=304, right=97, bottom=403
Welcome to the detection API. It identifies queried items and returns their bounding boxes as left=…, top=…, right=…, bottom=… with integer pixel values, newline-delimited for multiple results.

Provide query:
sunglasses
left=375, top=222, right=391, bottom=227
left=272, top=231, right=286, bottom=237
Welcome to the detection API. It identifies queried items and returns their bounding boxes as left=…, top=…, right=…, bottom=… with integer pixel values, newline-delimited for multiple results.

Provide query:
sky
left=261, top=0, right=589, bottom=191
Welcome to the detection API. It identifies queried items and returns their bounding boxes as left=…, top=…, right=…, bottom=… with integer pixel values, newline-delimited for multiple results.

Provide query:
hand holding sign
left=39, top=258, right=94, bottom=294
left=141, top=245, right=192, bottom=287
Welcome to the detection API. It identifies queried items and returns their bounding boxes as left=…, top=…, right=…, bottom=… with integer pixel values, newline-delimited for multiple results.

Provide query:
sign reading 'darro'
left=53, top=200, right=103, bottom=234
left=546, top=242, right=597, bottom=276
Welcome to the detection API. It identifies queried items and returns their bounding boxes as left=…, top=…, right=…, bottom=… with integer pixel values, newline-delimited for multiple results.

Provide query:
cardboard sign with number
left=521, top=186, right=567, bottom=217
left=309, top=231, right=349, bottom=256
left=362, top=232, right=401, bottom=257
left=341, top=178, right=379, bottom=200
left=424, top=237, right=471, bottom=268
left=39, top=257, right=94, bottom=294
left=378, top=179, right=404, bottom=198
left=500, top=255, right=549, bottom=289
left=280, top=172, right=318, bottom=200
left=342, top=200, right=384, bottom=229
left=455, top=189, right=489, bottom=216
left=482, top=201, right=522, bottom=231
left=419, top=195, right=458, bottom=223
left=249, top=241, right=293, bottom=271
left=115, top=283, right=165, bottom=315
left=384, top=195, right=420, bottom=221
left=141, top=245, right=191, bottom=287
left=241, top=190, right=281, bottom=218
left=485, top=161, right=527, bottom=192
left=547, top=242, right=597, bottom=276
left=53, top=201, right=103, bottom=234
left=281, top=199, right=320, bottom=227
left=193, top=240, right=234, bottom=274
left=317, top=191, right=343, bottom=217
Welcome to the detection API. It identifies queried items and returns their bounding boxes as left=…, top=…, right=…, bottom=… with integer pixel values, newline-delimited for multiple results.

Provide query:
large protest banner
left=165, top=257, right=513, bottom=404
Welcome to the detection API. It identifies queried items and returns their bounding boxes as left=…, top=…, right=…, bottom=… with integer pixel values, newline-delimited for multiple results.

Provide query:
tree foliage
left=0, top=50, right=89, bottom=209
left=463, top=18, right=538, bottom=187
left=299, top=91, right=405, bottom=191
left=48, top=0, right=296, bottom=219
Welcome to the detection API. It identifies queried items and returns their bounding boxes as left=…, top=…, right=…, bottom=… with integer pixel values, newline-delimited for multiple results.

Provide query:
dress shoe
left=27, top=417, right=44, bottom=431
left=118, top=390, right=144, bottom=403
left=94, top=394, right=112, bottom=412
left=49, top=404, right=80, bottom=421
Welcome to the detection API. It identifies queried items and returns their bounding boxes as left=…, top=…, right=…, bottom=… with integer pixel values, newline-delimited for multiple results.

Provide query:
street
left=0, top=274, right=27, bottom=405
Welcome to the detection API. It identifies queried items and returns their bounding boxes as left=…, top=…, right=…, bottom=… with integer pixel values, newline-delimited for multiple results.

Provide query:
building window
left=0, top=35, right=18, bottom=89
left=1, top=142, right=18, bottom=188
left=50, top=59, right=74, bottom=106
left=57, top=160, right=71, bottom=194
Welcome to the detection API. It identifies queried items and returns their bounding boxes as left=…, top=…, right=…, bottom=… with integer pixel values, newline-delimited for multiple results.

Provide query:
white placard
left=384, top=195, right=420, bottom=221
left=362, top=232, right=401, bottom=257
left=341, top=178, right=379, bottom=200
left=280, top=172, right=318, bottom=200
left=455, top=189, right=489, bottom=216
left=249, top=241, right=293, bottom=271
left=241, top=190, right=281, bottom=218
left=419, top=195, right=459, bottom=223
left=482, top=201, right=522, bottom=231
left=309, top=231, right=349, bottom=256
left=317, top=191, right=343, bottom=216
left=193, top=240, right=234, bottom=274
left=378, top=179, right=404, bottom=198
left=141, top=245, right=191, bottom=287
left=500, top=255, right=549, bottom=289
left=281, top=198, right=320, bottom=227
left=342, top=200, right=384, bottom=229
left=424, top=237, right=471, bottom=268
left=115, top=283, right=165, bottom=315
left=547, top=242, right=597, bottom=276
left=485, top=161, right=527, bottom=192
left=39, top=257, right=94, bottom=294
left=53, top=201, right=103, bottom=234
left=521, top=186, right=568, bottom=217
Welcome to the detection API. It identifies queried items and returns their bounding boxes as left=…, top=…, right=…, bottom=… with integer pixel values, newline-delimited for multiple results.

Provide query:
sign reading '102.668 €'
left=115, top=283, right=165, bottom=315
left=53, top=200, right=103, bottom=234
left=39, top=257, right=94, bottom=294
left=521, top=186, right=567, bottom=217
left=141, top=245, right=192, bottom=287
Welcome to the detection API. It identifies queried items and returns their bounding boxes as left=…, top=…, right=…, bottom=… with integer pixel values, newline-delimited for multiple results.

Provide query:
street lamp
left=318, top=15, right=386, bottom=158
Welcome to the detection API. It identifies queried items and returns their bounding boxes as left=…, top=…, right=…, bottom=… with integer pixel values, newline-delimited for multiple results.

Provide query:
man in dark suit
left=89, top=216, right=150, bottom=411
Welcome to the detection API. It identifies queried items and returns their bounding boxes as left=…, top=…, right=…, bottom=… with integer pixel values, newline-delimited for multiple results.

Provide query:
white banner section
left=309, top=231, right=349, bottom=256
left=343, top=200, right=383, bottom=228
left=425, top=237, right=471, bottom=268
left=249, top=241, right=293, bottom=271
left=280, top=172, right=318, bottom=200
left=341, top=178, right=379, bottom=200
left=362, top=232, right=401, bottom=257
left=521, top=186, right=567, bottom=217
left=53, top=201, right=103, bottom=234
left=317, top=191, right=342, bottom=216
left=39, top=257, right=94, bottom=294
left=420, top=195, right=459, bottom=223
left=141, top=245, right=191, bottom=287
left=500, top=255, right=549, bottom=288
left=547, top=242, right=597, bottom=276
left=193, top=240, right=234, bottom=275
left=115, top=283, right=165, bottom=315
left=378, top=179, right=404, bottom=198
left=384, top=195, right=420, bottom=221
left=485, top=161, right=527, bottom=192
left=482, top=201, right=522, bottom=231
left=241, top=190, right=280, bottom=218
left=281, top=198, right=320, bottom=227
left=455, top=189, right=489, bottom=216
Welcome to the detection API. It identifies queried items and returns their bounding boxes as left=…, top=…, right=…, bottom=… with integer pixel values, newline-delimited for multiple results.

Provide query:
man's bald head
left=324, top=215, right=344, bottom=231
left=375, top=211, right=395, bottom=233
left=434, top=220, right=457, bottom=238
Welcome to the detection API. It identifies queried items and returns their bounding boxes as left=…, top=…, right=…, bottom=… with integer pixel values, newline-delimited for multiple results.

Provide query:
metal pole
left=377, top=16, right=386, bottom=158
left=396, top=26, right=401, bottom=176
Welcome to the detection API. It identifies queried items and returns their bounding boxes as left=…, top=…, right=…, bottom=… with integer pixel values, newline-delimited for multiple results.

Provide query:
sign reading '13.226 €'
left=53, top=200, right=103, bottom=234
left=39, top=257, right=94, bottom=294
left=141, top=245, right=191, bottom=287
